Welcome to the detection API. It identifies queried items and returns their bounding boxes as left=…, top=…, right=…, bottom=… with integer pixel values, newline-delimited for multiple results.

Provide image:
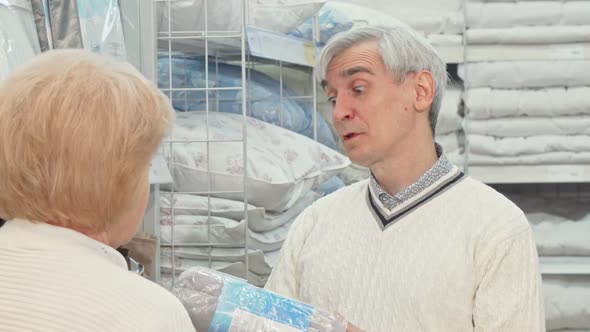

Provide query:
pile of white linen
left=435, top=85, right=464, bottom=167
left=505, top=192, right=590, bottom=331
left=461, top=0, right=590, bottom=166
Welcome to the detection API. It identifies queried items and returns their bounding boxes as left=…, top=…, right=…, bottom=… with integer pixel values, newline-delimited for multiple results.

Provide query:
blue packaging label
left=209, top=276, right=315, bottom=332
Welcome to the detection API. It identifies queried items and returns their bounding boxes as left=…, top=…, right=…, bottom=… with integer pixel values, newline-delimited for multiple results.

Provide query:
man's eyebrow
left=321, top=66, right=374, bottom=90
left=341, top=66, right=374, bottom=77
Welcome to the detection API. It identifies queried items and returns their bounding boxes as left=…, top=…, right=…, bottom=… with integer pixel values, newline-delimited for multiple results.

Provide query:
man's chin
left=346, top=152, right=371, bottom=168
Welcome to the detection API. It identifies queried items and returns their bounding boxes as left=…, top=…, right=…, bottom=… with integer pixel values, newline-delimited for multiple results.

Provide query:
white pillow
left=160, top=215, right=295, bottom=252
left=158, top=0, right=325, bottom=35
left=160, top=193, right=265, bottom=227
left=160, top=191, right=321, bottom=232
left=162, top=112, right=349, bottom=212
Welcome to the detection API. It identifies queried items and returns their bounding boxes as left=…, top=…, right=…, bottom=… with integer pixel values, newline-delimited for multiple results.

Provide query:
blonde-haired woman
left=0, top=49, right=194, bottom=331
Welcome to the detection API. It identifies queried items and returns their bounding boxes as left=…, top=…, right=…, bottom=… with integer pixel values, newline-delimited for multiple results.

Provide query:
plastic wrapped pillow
left=172, top=267, right=347, bottom=332
left=0, top=0, right=41, bottom=80
left=289, top=2, right=409, bottom=45
left=157, top=55, right=337, bottom=149
left=76, top=0, right=127, bottom=60
left=289, top=4, right=353, bottom=44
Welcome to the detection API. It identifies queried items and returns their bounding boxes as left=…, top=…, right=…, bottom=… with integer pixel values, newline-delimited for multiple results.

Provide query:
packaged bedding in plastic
left=172, top=266, right=348, bottom=332
left=0, top=0, right=42, bottom=80
left=157, top=55, right=337, bottom=149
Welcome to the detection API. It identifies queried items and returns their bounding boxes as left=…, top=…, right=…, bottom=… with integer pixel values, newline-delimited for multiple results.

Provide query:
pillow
left=157, top=56, right=338, bottom=149
left=161, top=190, right=321, bottom=232
left=160, top=193, right=265, bottom=227
left=162, top=111, right=349, bottom=212
left=158, top=0, right=325, bottom=35
left=160, top=248, right=273, bottom=288
left=289, top=1, right=410, bottom=44
left=160, top=215, right=295, bottom=252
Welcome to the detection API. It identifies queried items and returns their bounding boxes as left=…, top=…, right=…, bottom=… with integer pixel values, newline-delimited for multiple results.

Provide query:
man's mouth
left=343, top=133, right=359, bottom=141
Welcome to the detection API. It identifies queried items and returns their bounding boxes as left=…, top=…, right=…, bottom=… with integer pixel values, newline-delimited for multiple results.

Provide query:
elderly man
left=265, top=25, right=545, bottom=331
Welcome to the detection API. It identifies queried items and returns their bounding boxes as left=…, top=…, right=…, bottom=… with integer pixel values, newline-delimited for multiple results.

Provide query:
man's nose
left=332, top=96, right=354, bottom=123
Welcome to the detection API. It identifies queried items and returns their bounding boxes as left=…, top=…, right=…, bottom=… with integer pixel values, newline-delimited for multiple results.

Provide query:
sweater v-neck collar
left=366, top=144, right=465, bottom=230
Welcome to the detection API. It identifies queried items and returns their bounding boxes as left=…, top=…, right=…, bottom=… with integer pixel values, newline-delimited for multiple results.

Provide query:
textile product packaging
left=158, top=0, right=325, bottom=35
left=0, top=0, right=41, bottom=80
left=157, top=56, right=338, bottom=149
left=172, top=267, right=348, bottom=332
left=161, top=111, right=350, bottom=213
left=76, top=0, right=127, bottom=61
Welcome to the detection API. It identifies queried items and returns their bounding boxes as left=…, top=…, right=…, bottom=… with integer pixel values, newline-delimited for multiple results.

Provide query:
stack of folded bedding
left=158, top=191, right=323, bottom=287
left=159, top=111, right=350, bottom=286
left=435, top=85, right=464, bottom=167
left=465, top=1, right=590, bottom=46
left=462, top=0, right=590, bottom=166
left=290, top=1, right=464, bottom=50
left=543, top=275, right=590, bottom=332
left=506, top=193, right=590, bottom=258
left=504, top=192, right=590, bottom=331
left=462, top=84, right=590, bottom=166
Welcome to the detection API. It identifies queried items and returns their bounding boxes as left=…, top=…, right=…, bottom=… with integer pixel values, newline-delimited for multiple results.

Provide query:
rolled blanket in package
left=172, top=267, right=347, bottom=332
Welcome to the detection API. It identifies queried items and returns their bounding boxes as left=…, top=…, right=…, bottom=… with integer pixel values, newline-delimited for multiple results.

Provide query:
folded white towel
left=543, top=275, right=590, bottom=330
left=533, top=220, right=590, bottom=256
left=436, top=132, right=462, bottom=152
left=436, top=86, right=463, bottom=134
left=466, top=26, right=590, bottom=44
left=467, top=151, right=590, bottom=165
left=466, top=2, right=590, bottom=28
left=460, top=61, right=590, bottom=89
left=468, top=134, right=590, bottom=156
left=464, top=87, right=590, bottom=119
left=467, top=116, right=590, bottom=137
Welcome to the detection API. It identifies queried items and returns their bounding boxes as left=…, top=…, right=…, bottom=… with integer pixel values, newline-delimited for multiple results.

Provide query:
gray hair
left=317, top=24, right=448, bottom=135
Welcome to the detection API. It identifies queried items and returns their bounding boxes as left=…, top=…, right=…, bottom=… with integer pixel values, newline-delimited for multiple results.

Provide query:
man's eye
left=327, top=96, right=336, bottom=105
left=353, top=86, right=365, bottom=94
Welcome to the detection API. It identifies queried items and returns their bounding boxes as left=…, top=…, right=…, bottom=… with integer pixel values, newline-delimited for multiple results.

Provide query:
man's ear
left=414, top=70, right=435, bottom=114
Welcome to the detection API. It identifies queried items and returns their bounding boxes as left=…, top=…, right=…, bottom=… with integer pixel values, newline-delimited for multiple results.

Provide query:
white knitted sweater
left=266, top=168, right=545, bottom=332
left=0, top=220, right=195, bottom=332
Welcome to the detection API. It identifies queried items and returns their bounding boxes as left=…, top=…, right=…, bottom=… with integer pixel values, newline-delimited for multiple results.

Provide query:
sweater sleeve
left=264, top=208, right=314, bottom=299
left=473, top=216, right=545, bottom=332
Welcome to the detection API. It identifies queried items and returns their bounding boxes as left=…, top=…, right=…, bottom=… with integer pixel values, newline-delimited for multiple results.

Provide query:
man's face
left=324, top=41, right=419, bottom=168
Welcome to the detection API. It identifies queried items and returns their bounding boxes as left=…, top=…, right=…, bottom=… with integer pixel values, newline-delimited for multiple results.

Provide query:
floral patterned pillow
left=162, top=112, right=349, bottom=212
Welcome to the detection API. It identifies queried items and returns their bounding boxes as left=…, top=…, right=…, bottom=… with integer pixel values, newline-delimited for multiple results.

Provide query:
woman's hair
left=0, top=49, right=174, bottom=232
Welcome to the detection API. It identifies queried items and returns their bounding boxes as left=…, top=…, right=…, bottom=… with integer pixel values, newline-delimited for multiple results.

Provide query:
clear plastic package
left=172, top=266, right=347, bottom=332
left=0, top=0, right=42, bottom=80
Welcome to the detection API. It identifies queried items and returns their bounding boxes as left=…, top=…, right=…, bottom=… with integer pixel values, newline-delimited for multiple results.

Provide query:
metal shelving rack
left=137, top=0, right=323, bottom=287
